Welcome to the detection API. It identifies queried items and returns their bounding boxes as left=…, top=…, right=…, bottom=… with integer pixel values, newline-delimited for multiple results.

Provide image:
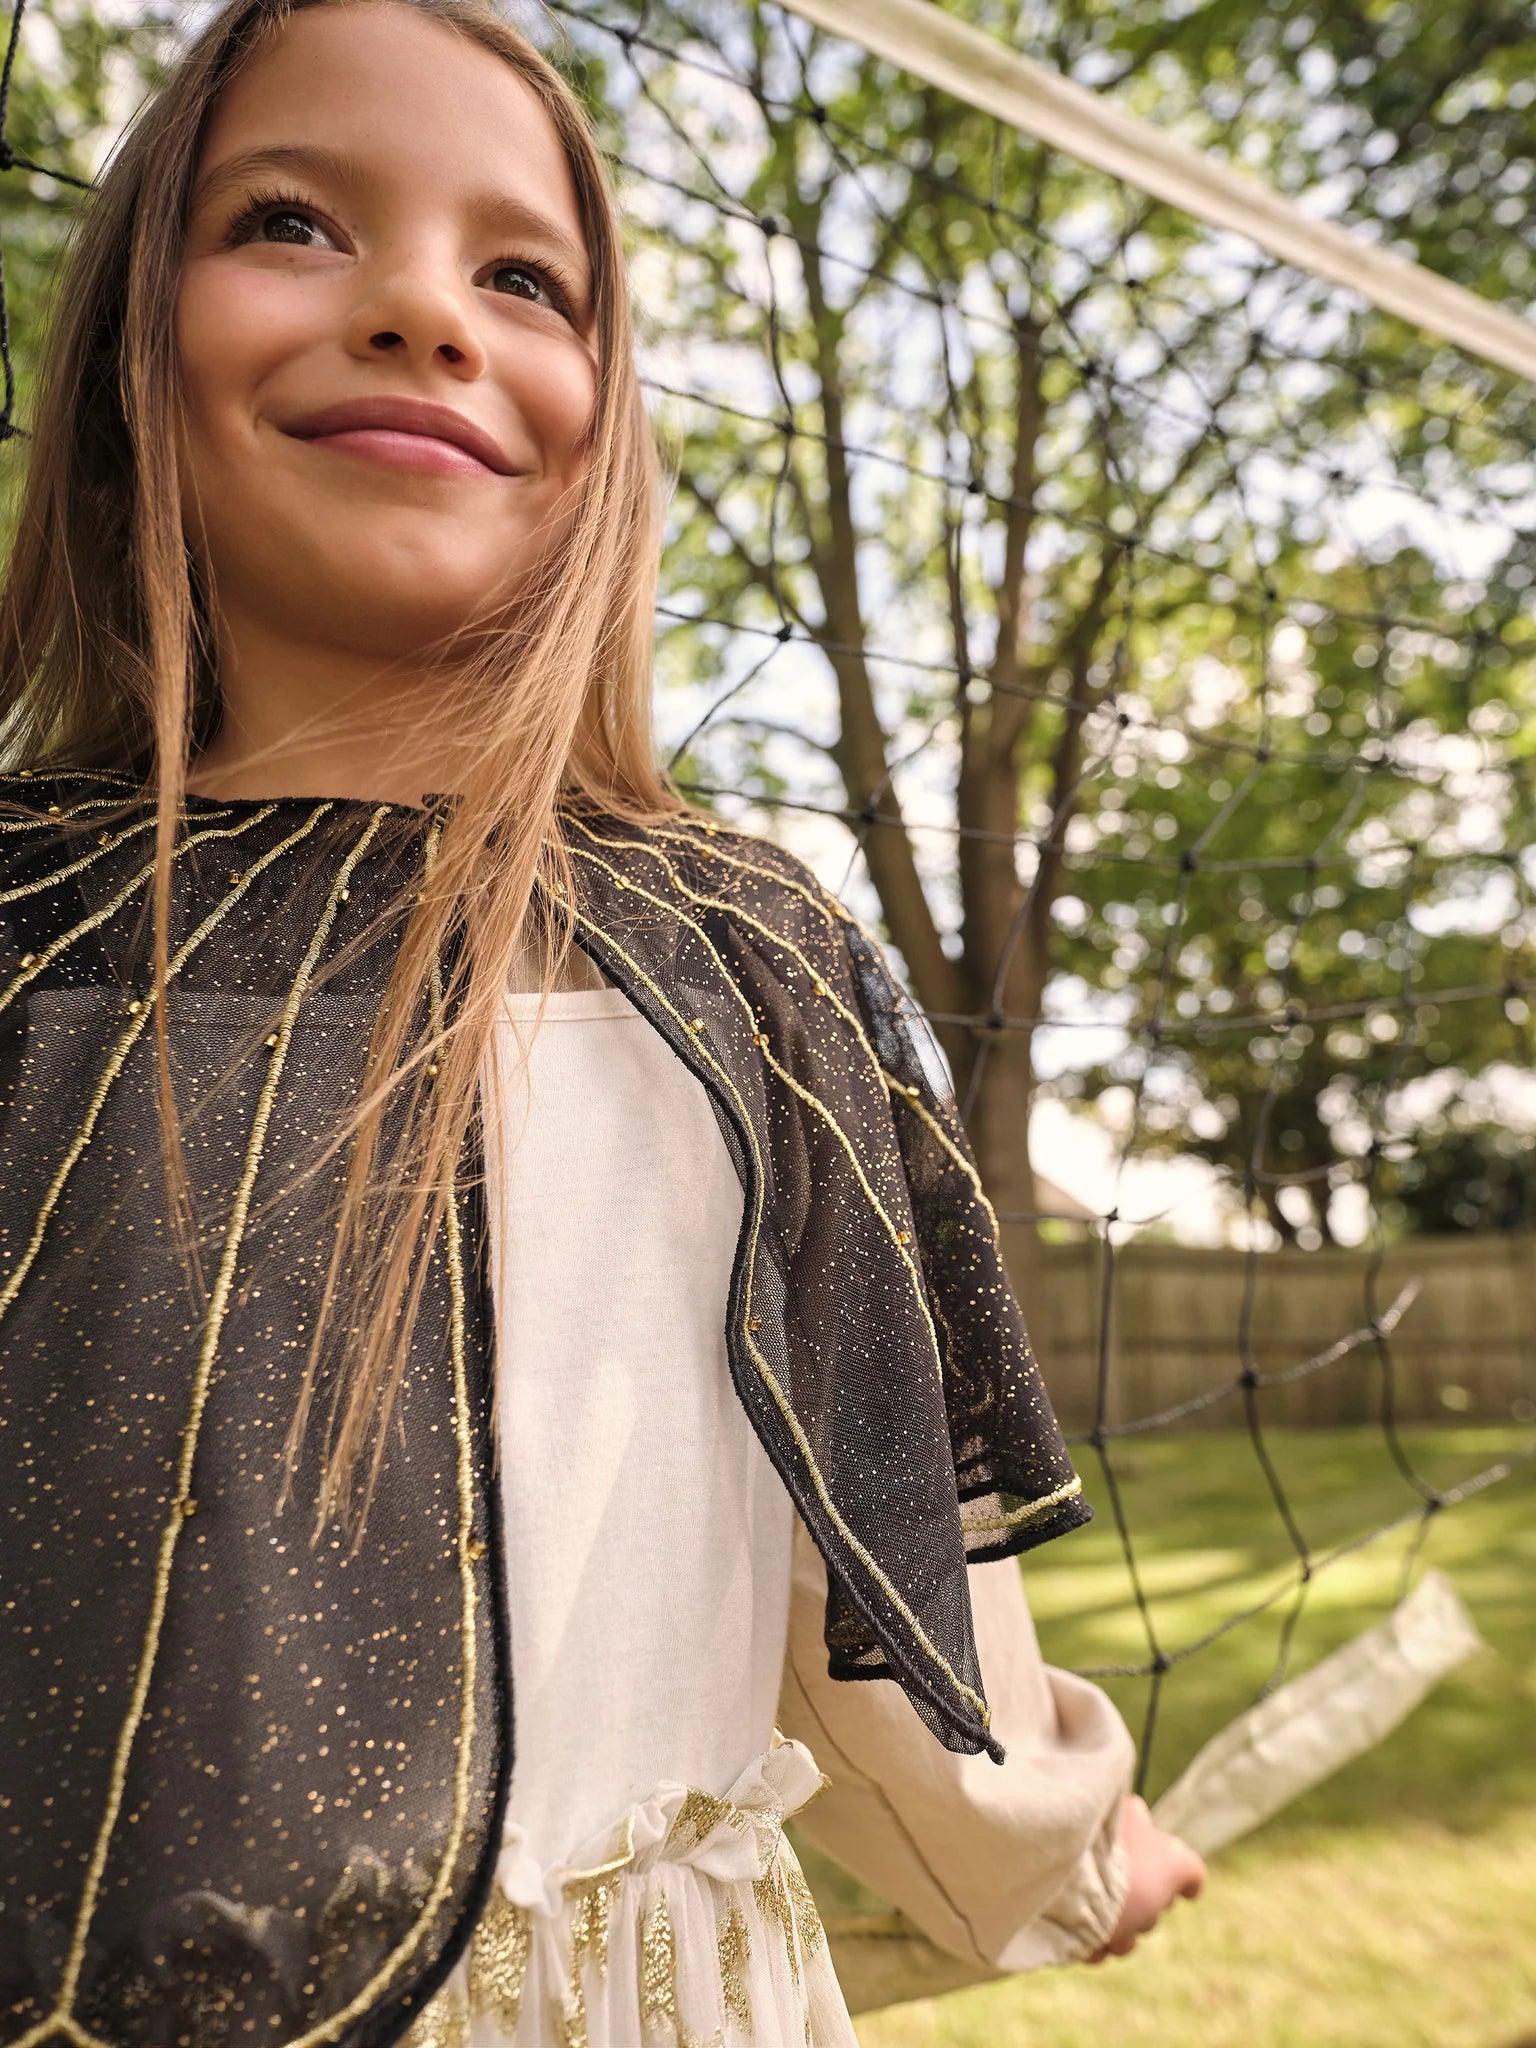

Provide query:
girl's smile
left=282, top=393, right=520, bottom=477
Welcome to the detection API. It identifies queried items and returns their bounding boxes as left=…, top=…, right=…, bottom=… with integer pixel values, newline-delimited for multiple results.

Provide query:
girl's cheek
left=176, top=264, right=319, bottom=425
left=511, top=332, right=598, bottom=472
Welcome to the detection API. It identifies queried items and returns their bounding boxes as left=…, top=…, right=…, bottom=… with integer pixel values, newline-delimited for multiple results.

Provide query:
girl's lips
left=300, top=426, right=498, bottom=477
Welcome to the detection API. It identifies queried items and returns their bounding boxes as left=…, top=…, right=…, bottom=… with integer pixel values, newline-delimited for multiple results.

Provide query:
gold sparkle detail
left=716, top=1893, right=753, bottom=2036
left=784, top=1858, right=825, bottom=1960
left=399, top=1984, right=470, bottom=2048
left=666, top=1788, right=749, bottom=1858
left=751, top=1865, right=799, bottom=1985
left=638, top=1886, right=678, bottom=2032
left=468, top=1885, right=533, bottom=2032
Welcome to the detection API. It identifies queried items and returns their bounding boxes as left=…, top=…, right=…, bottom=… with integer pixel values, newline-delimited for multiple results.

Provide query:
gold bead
left=19, top=952, right=35, bottom=969
left=813, top=982, right=828, bottom=997
left=265, top=1033, right=279, bottom=1049
left=466, top=1538, right=487, bottom=1561
left=338, top=887, right=350, bottom=903
left=896, top=1229, right=911, bottom=1246
left=46, top=803, right=60, bottom=816
left=126, top=999, right=142, bottom=1016
left=746, top=1314, right=761, bottom=1332
left=176, top=1496, right=198, bottom=1517
left=906, top=1084, right=920, bottom=1099
left=97, top=831, right=111, bottom=845
left=753, top=1032, right=769, bottom=1048
left=427, top=1061, right=440, bottom=1078
left=689, top=1017, right=705, bottom=1033
left=228, top=870, right=243, bottom=886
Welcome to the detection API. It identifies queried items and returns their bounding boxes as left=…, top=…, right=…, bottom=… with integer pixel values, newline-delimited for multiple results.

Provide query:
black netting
left=0, top=0, right=1530, bottom=1922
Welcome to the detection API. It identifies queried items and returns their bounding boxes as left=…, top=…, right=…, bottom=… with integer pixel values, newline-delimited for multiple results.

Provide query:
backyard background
left=1, top=0, right=1534, bottom=2040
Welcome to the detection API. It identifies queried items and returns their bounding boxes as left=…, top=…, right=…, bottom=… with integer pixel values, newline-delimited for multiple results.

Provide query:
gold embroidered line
left=568, top=823, right=1003, bottom=1262
left=565, top=840, right=946, bottom=1368
left=0, top=806, right=281, bottom=1021
left=642, top=812, right=900, bottom=964
left=0, top=804, right=331, bottom=1340
left=10, top=2017, right=115, bottom=2048
left=565, top=904, right=991, bottom=1729
left=647, top=816, right=847, bottom=922
left=0, top=813, right=159, bottom=903
left=283, top=818, right=483, bottom=2048
left=53, top=806, right=377, bottom=2025
left=880, top=1069, right=1001, bottom=1237
left=3, top=767, right=139, bottom=792
left=563, top=817, right=893, bottom=1105
left=959, top=1472, right=1085, bottom=1536
left=641, top=826, right=990, bottom=1162
left=0, top=793, right=162, bottom=833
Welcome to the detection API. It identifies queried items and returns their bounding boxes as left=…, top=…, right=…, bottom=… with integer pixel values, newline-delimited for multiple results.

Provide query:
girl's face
left=176, top=0, right=598, bottom=668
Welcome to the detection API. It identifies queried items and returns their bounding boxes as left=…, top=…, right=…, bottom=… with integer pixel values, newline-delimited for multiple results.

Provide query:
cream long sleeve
left=776, top=1514, right=1136, bottom=1971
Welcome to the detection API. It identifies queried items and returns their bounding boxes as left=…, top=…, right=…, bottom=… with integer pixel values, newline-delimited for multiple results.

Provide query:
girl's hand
left=1085, top=1794, right=1207, bottom=1963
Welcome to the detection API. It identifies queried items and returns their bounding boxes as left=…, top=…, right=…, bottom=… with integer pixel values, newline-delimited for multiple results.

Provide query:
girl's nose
left=346, top=266, right=488, bottom=376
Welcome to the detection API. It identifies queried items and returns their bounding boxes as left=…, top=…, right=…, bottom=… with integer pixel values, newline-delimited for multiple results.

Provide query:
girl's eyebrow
left=192, top=140, right=368, bottom=207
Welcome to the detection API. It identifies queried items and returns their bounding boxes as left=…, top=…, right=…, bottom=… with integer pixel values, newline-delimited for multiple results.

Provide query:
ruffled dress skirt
left=402, top=1736, right=858, bottom=2048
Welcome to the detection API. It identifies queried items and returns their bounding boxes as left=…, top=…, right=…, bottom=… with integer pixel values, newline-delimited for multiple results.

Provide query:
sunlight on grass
left=790, top=1427, right=1535, bottom=2046
left=852, top=1816, right=1536, bottom=2048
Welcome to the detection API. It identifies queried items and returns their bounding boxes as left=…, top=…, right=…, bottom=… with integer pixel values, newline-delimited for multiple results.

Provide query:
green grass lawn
left=787, top=1426, right=1536, bottom=2048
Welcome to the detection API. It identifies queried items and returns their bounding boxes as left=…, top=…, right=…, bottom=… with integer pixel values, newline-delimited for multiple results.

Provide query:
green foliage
left=563, top=0, right=1536, bottom=1240
left=0, top=0, right=170, bottom=532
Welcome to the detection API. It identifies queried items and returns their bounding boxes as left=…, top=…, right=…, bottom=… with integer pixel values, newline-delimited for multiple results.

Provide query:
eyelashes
left=226, top=184, right=335, bottom=250
left=222, top=184, right=582, bottom=320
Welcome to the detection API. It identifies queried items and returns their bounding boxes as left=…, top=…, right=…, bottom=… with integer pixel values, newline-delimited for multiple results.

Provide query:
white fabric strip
left=1151, top=1568, right=1484, bottom=1857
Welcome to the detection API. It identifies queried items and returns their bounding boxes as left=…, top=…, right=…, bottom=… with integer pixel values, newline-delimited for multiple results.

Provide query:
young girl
left=0, top=1, right=1205, bottom=2042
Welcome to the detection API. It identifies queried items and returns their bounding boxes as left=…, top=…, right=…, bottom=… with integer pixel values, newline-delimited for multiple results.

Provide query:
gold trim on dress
left=0, top=804, right=280, bottom=1020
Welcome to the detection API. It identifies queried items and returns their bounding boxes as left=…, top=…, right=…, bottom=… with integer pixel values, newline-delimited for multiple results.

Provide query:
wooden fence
left=1006, top=1227, right=1536, bottom=1432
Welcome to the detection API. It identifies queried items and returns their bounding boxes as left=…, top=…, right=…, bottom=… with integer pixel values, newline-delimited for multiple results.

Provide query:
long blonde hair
left=0, top=0, right=685, bottom=1534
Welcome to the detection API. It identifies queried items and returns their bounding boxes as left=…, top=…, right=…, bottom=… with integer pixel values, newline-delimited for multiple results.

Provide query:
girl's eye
left=488, top=261, right=568, bottom=314
left=228, top=192, right=339, bottom=253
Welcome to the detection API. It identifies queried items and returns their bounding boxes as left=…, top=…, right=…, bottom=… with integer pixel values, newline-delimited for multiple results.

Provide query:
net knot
left=775, top=620, right=794, bottom=642
left=0, top=140, right=14, bottom=172
left=758, top=213, right=781, bottom=238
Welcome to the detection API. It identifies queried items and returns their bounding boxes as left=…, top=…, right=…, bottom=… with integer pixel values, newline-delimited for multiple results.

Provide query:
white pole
left=780, top=0, right=1536, bottom=387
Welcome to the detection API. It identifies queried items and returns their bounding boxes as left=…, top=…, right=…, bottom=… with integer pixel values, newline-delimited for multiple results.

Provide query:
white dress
left=414, top=981, right=859, bottom=2048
